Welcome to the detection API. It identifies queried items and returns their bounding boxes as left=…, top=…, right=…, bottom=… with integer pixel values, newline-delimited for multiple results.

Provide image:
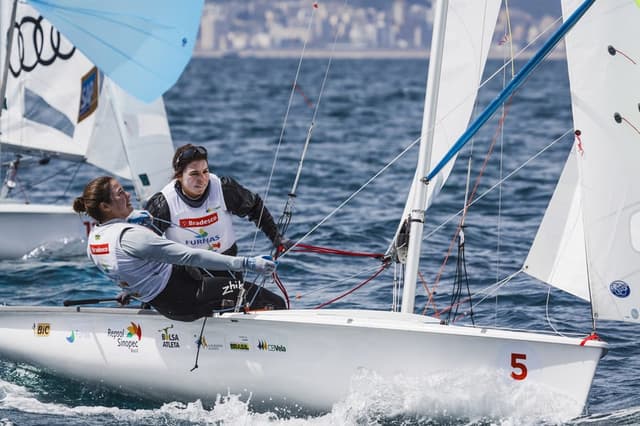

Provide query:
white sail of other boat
left=526, top=0, right=640, bottom=322
left=0, top=2, right=174, bottom=258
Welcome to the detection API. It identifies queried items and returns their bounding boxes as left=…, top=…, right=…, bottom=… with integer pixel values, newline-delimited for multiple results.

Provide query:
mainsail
left=403, top=0, right=501, bottom=216
left=526, top=0, right=640, bottom=323
left=394, top=0, right=501, bottom=311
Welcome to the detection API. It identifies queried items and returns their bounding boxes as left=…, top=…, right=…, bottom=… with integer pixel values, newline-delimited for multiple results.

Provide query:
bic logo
left=33, top=323, right=51, bottom=337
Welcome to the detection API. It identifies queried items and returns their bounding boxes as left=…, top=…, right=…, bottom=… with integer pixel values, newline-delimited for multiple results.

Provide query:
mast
left=401, top=0, right=449, bottom=314
left=0, top=0, right=19, bottom=198
left=0, top=0, right=17, bottom=120
left=425, top=0, right=596, bottom=183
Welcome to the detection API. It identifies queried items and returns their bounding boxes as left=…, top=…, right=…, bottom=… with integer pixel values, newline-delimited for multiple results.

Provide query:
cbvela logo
left=257, top=340, right=286, bottom=352
left=158, top=325, right=180, bottom=349
left=107, top=322, right=142, bottom=353
left=179, top=212, right=218, bottom=228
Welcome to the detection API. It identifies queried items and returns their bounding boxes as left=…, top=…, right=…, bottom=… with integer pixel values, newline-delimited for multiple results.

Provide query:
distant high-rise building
left=393, top=0, right=405, bottom=27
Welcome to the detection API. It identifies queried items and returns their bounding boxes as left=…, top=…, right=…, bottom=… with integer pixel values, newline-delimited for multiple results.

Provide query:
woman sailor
left=145, top=144, right=290, bottom=262
left=73, top=176, right=285, bottom=321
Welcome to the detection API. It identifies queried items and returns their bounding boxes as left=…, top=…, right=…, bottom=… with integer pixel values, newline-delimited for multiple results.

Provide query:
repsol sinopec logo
left=107, top=322, right=142, bottom=353
left=257, top=340, right=286, bottom=352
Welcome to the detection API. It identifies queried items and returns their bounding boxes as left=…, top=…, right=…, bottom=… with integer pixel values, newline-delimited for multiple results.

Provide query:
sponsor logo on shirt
left=179, top=212, right=219, bottom=228
left=90, top=243, right=109, bottom=255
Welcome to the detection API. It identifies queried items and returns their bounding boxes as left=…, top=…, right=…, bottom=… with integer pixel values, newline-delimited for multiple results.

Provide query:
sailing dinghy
left=0, top=0, right=636, bottom=420
left=0, top=1, right=174, bottom=259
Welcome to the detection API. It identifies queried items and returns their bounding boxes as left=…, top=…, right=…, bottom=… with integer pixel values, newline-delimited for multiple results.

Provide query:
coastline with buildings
left=195, top=1, right=565, bottom=59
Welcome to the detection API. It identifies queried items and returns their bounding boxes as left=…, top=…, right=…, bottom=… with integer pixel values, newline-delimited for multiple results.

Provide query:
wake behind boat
left=0, top=0, right=637, bottom=422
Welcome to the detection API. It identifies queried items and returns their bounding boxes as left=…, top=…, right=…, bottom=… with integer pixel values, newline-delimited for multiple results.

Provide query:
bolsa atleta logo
left=158, top=324, right=180, bottom=349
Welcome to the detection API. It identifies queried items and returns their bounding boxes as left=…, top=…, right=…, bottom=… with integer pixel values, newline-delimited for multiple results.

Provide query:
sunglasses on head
left=174, top=145, right=207, bottom=169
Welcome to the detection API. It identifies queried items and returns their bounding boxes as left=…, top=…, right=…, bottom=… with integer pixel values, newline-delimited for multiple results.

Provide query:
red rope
left=580, top=333, right=601, bottom=346
left=313, top=261, right=390, bottom=309
left=272, top=271, right=290, bottom=309
left=292, top=243, right=386, bottom=259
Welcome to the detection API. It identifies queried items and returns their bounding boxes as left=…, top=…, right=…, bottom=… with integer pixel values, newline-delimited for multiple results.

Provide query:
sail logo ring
left=9, top=15, right=75, bottom=77
left=609, top=280, right=631, bottom=298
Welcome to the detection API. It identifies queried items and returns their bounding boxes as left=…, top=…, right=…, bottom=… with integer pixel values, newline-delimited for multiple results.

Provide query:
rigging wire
left=419, top=7, right=566, bottom=317
left=247, top=1, right=319, bottom=258
left=241, top=5, right=568, bottom=309
left=423, top=128, right=573, bottom=242
left=545, top=286, right=567, bottom=337
left=289, top=11, right=568, bottom=309
left=421, top=122, right=573, bottom=316
left=276, top=136, right=420, bottom=262
left=274, top=0, right=348, bottom=247
left=494, top=4, right=516, bottom=326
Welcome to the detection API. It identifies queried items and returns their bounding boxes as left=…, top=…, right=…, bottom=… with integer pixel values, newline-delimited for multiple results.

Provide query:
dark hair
left=72, top=176, right=113, bottom=222
left=172, top=144, right=208, bottom=178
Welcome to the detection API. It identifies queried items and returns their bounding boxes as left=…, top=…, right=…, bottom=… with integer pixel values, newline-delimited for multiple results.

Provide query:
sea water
left=1, top=57, right=639, bottom=425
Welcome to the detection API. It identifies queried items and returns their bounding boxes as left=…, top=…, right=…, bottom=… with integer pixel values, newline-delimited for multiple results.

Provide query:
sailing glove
left=243, top=255, right=277, bottom=274
left=127, top=209, right=153, bottom=226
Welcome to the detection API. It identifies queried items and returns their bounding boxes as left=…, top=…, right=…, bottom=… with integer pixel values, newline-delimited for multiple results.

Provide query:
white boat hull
left=0, top=203, right=91, bottom=259
left=0, top=306, right=606, bottom=418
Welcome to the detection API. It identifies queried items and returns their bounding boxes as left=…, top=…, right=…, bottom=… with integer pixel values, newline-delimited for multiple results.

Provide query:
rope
left=313, top=260, right=390, bottom=309
left=438, top=268, right=521, bottom=323
left=277, top=135, right=420, bottom=262
left=422, top=98, right=514, bottom=315
left=293, top=262, right=382, bottom=301
left=291, top=242, right=385, bottom=259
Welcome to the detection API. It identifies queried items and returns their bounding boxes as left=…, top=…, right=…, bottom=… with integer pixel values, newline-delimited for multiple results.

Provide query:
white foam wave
left=0, top=370, right=588, bottom=425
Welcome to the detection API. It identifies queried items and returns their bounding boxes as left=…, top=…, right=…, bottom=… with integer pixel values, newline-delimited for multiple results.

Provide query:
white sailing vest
left=161, top=175, right=236, bottom=253
left=88, top=220, right=171, bottom=302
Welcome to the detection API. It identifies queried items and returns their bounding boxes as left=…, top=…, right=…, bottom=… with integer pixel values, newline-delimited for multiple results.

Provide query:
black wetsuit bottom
left=149, top=265, right=286, bottom=322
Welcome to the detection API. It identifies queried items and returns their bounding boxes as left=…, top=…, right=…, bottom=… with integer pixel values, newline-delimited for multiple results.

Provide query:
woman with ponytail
left=74, top=176, right=285, bottom=321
